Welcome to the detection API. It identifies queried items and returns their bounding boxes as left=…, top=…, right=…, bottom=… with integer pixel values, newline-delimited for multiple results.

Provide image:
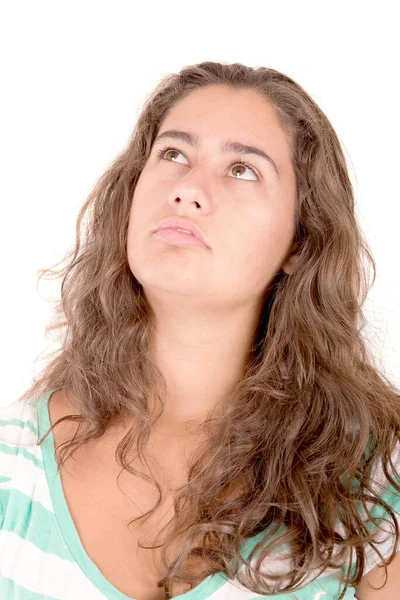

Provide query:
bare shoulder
left=47, top=389, right=95, bottom=462
left=49, top=389, right=80, bottom=418
left=355, top=551, right=400, bottom=599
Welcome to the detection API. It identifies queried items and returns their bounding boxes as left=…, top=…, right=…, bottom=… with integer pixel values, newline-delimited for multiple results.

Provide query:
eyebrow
left=153, top=129, right=280, bottom=180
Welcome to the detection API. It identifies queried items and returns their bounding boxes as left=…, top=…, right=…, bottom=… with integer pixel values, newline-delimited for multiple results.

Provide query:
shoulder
left=0, top=394, right=45, bottom=526
left=355, top=550, right=400, bottom=598
left=0, top=395, right=40, bottom=447
left=365, top=438, right=400, bottom=536
left=353, top=439, right=400, bottom=598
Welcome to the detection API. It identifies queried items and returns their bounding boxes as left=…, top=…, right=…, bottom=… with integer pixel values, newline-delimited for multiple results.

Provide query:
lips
left=153, top=216, right=209, bottom=248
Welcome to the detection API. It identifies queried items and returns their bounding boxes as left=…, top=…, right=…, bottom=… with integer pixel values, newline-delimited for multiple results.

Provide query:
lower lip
left=154, top=228, right=207, bottom=247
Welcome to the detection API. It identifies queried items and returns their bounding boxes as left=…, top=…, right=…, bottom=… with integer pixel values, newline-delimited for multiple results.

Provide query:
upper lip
left=153, top=216, right=209, bottom=247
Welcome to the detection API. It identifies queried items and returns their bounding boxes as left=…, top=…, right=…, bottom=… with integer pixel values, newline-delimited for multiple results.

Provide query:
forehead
left=159, top=84, right=291, bottom=169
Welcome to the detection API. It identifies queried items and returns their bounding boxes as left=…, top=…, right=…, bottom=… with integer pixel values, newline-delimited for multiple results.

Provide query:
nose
left=167, top=169, right=212, bottom=212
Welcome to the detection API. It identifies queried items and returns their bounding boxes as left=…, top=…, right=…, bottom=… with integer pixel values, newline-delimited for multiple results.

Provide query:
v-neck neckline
left=35, top=388, right=257, bottom=600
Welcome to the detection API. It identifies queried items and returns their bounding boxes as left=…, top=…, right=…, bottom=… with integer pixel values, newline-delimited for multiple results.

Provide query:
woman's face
left=127, top=84, right=298, bottom=311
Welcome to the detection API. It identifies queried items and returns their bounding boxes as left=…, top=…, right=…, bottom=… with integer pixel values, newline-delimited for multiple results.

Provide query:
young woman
left=1, top=61, right=399, bottom=600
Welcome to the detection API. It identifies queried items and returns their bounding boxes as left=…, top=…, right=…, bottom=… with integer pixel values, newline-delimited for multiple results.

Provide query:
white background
left=0, top=1, right=399, bottom=405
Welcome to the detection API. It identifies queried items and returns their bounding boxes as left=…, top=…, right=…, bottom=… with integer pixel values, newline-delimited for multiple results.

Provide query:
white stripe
left=0, top=530, right=105, bottom=599
left=0, top=400, right=42, bottom=452
left=0, top=437, right=54, bottom=514
left=0, top=398, right=38, bottom=426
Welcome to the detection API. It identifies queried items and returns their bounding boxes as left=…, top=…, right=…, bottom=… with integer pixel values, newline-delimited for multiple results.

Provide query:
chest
left=56, top=429, right=205, bottom=600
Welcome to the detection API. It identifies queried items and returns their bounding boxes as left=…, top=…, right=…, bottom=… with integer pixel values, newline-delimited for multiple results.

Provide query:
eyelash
left=155, top=145, right=260, bottom=181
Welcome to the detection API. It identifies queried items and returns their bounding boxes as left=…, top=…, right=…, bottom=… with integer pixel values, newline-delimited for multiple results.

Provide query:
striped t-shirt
left=1, top=389, right=400, bottom=600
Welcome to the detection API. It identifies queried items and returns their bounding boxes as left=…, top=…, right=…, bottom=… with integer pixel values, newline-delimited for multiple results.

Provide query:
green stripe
left=0, top=574, right=60, bottom=600
left=0, top=487, right=73, bottom=562
left=0, top=443, right=44, bottom=470
left=0, top=416, right=38, bottom=436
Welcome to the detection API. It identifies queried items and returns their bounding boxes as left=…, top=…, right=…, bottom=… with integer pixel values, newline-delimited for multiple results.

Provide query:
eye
left=156, top=146, right=187, bottom=164
left=228, top=159, right=259, bottom=182
left=155, top=146, right=260, bottom=182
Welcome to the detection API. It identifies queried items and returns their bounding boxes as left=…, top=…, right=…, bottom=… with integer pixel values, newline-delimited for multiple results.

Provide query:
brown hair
left=19, top=61, right=400, bottom=598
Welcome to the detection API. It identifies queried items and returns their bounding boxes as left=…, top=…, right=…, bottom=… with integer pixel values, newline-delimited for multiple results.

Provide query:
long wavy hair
left=18, top=61, right=400, bottom=598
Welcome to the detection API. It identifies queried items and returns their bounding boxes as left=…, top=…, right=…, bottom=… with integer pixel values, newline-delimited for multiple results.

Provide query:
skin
left=354, top=552, right=400, bottom=598
left=126, top=84, right=298, bottom=430
left=46, top=85, right=399, bottom=597
left=126, top=83, right=400, bottom=596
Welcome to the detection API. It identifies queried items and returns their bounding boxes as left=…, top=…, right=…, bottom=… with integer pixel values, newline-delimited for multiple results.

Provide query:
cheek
left=224, top=216, right=292, bottom=283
